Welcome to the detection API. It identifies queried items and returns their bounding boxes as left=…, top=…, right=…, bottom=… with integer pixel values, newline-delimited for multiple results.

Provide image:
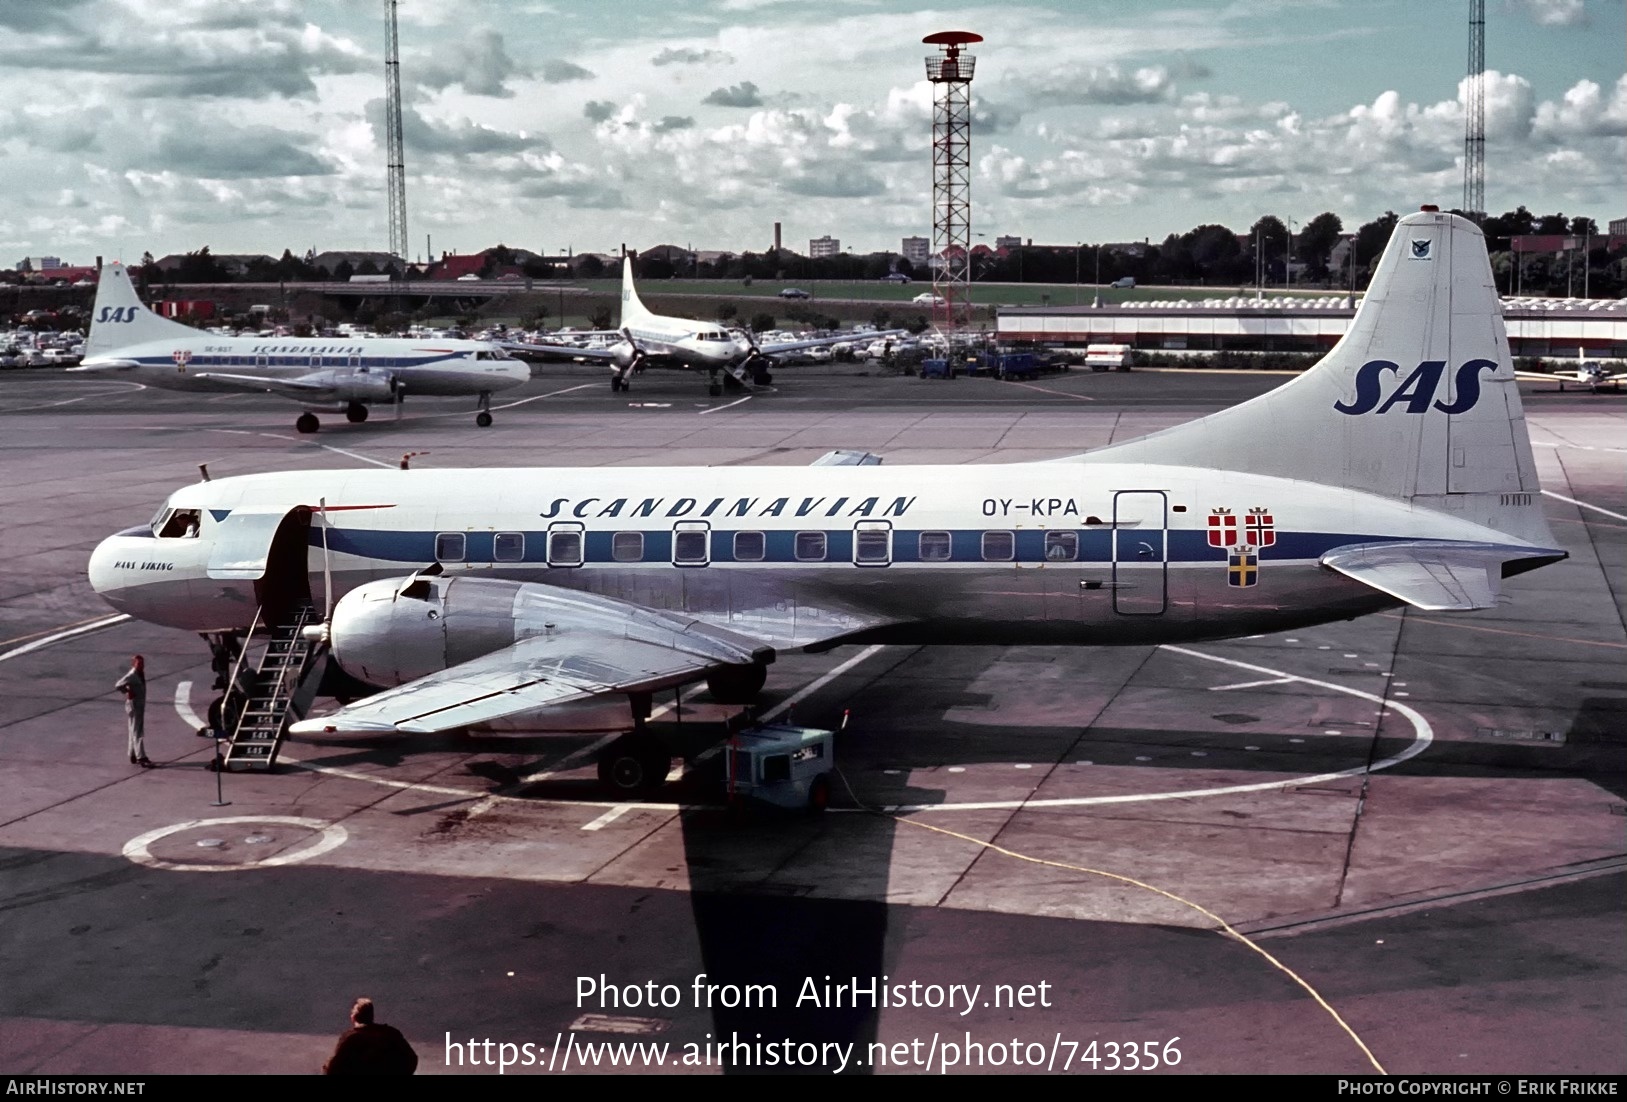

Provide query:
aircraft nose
left=88, top=535, right=115, bottom=594
left=87, top=533, right=131, bottom=609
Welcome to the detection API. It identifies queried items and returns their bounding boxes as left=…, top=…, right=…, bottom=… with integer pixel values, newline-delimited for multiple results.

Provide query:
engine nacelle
left=327, top=575, right=522, bottom=687
left=609, top=341, right=638, bottom=370
left=334, top=367, right=397, bottom=402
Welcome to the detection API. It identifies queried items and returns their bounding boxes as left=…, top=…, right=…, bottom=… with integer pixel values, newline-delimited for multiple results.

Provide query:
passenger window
left=547, top=529, right=582, bottom=567
left=795, top=531, right=826, bottom=562
left=674, top=530, right=708, bottom=564
left=918, top=531, right=951, bottom=561
left=734, top=531, right=765, bottom=561
left=982, top=531, right=1014, bottom=561
left=494, top=532, right=524, bottom=562
left=436, top=532, right=466, bottom=562
left=1044, top=531, right=1078, bottom=562
left=612, top=531, right=644, bottom=562
left=854, top=525, right=890, bottom=565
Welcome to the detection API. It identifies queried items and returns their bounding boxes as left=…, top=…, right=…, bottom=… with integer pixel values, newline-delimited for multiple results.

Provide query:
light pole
left=1075, top=243, right=1082, bottom=306
left=1093, top=244, right=1102, bottom=308
left=1285, top=218, right=1296, bottom=289
left=1346, top=234, right=1357, bottom=308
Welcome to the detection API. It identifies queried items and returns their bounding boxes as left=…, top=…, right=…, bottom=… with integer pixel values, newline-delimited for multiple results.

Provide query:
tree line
left=135, top=204, right=1623, bottom=299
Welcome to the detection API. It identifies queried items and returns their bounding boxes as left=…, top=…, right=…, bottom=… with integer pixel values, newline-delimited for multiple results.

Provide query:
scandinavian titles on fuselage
left=538, top=495, right=920, bottom=520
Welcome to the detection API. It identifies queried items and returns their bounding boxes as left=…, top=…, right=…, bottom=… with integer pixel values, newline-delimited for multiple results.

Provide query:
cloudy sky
left=2, top=0, right=1622, bottom=264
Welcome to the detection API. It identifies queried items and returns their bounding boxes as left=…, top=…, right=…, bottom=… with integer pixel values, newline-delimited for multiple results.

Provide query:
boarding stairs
left=219, top=602, right=328, bottom=771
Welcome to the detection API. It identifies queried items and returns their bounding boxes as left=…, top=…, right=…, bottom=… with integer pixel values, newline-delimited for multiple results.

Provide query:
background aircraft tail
left=83, top=261, right=199, bottom=359
left=1090, top=209, right=1552, bottom=545
left=619, top=256, right=653, bottom=325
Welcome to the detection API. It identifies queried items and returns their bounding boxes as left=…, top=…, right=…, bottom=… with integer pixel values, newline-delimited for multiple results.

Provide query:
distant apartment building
left=809, top=235, right=841, bottom=258
left=994, top=235, right=1023, bottom=250
left=1610, top=216, right=1627, bottom=237
left=901, top=236, right=930, bottom=264
left=20, top=256, right=63, bottom=271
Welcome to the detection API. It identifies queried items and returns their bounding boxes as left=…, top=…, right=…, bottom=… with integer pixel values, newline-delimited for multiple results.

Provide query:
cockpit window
left=156, top=508, right=202, bottom=539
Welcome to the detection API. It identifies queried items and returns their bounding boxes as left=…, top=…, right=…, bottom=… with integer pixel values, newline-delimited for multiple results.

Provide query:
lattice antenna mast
left=923, top=31, right=981, bottom=330
left=384, top=0, right=408, bottom=262
left=1463, top=0, right=1485, bottom=222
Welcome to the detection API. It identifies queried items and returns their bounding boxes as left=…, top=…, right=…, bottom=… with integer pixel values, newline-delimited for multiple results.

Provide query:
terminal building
left=997, top=295, right=1627, bottom=358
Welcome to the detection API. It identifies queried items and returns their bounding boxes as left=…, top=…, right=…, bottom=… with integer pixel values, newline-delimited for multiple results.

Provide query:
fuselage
left=86, top=461, right=1552, bottom=648
left=78, top=335, right=529, bottom=399
left=620, top=320, right=751, bottom=370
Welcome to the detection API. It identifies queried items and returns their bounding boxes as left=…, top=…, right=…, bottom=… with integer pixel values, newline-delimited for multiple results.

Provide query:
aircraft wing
left=292, top=632, right=758, bottom=734
left=1321, top=540, right=1563, bottom=612
left=502, top=341, right=617, bottom=362
left=757, top=329, right=905, bottom=355
left=187, top=370, right=345, bottom=398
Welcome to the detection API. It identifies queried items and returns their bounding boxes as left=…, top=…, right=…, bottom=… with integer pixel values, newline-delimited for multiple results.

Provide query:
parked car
left=778, top=288, right=811, bottom=299
left=912, top=292, right=945, bottom=306
left=1110, top=277, right=1136, bottom=289
left=882, top=273, right=912, bottom=284
left=456, top=273, right=482, bottom=282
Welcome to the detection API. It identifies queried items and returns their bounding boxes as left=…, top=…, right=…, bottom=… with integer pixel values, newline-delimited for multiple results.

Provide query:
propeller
left=394, top=377, right=405, bottom=420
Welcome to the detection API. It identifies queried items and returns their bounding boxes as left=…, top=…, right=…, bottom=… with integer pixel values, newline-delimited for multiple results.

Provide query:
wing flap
left=1321, top=540, right=1557, bottom=611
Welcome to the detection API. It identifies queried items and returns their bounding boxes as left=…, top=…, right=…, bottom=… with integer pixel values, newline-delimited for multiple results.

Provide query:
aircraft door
left=205, top=507, right=314, bottom=622
left=1112, top=491, right=1167, bottom=615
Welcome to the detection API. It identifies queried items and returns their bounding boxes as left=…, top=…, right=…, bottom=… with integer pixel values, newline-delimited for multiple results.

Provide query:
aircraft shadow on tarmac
left=265, top=678, right=1625, bottom=1075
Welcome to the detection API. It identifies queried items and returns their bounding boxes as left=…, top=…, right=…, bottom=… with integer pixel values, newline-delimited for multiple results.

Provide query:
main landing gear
left=296, top=412, right=320, bottom=434
left=345, top=402, right=369, bottom=423
left=597, top=693, right=671, bottom=798
left=475, top=390, right=493, bottom=428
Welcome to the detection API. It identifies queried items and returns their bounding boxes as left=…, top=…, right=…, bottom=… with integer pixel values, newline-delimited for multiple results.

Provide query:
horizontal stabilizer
left=1320, top=540, right=1559, bottom=611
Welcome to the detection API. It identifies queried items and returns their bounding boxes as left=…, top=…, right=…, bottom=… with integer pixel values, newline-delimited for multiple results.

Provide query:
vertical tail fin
left=619, top=256, right=652, bottom=325
left=1090, top=209, right=1551, bottom=544
left=83, top=262, right=198, bottom=358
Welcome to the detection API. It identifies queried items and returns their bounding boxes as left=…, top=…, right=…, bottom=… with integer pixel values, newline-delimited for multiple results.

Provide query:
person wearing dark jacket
left=322, top=998, right=418, bottom=1075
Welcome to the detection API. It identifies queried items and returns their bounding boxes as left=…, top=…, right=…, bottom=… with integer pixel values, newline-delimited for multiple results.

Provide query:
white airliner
left=73, top=262, right=529, bottom=433
left=508, top=257, right=901, bottom=394
left=1513, top=348, right=1625, bottom=393
left=87, top=209, right=1565, bottom=791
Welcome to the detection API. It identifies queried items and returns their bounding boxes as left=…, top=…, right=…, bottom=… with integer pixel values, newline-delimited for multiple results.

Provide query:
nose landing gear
left=296, top=412, right=320, bottom=434
left=475, top=390, right=493, bottom=428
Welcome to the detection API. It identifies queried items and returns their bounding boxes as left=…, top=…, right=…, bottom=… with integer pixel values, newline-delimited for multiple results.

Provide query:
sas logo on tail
left=95, top=306, right=140, bottom=324
left=1335, top=359, right=1498, bottom=416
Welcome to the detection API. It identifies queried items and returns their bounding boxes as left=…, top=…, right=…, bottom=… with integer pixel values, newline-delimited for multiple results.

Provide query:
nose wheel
left=296, top=413, right=320, bottom=434
left=475, top=390, right=493, bottom=427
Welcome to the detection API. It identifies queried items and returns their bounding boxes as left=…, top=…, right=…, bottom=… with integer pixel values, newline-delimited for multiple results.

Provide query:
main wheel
left=706, top=663, right=768, bottom=704
left=345, top=402, right=369, bottom=423
left=475, top=411, right=493, bottom=427
left=807, top=774, right=831, bottom=814
left=597, top=734, right=671, bottom=798
left=295, top=413, right=320, bottom=434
